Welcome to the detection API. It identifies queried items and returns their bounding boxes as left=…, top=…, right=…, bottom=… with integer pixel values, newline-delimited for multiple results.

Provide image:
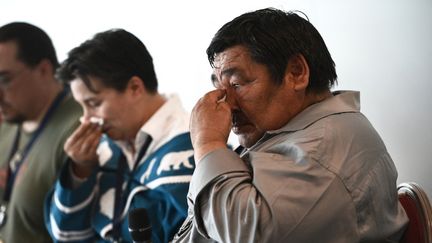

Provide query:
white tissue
left=217, top=94, right=227, bottom=103
left=79, top=116, right=104, bottom=126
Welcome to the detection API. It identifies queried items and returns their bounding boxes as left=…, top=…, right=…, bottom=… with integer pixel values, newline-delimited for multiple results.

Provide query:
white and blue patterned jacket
left=45, top=95, right=195, bottom=243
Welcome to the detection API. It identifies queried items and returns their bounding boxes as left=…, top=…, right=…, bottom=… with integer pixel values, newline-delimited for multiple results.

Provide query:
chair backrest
left=398, top=182, right=432, bottom=243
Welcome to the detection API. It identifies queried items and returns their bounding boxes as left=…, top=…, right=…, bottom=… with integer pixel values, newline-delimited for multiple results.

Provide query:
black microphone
left=128, top=208, right=152, bottom=243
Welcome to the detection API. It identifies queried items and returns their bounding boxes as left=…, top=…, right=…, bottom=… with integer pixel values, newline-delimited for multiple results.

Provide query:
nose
left=81, top=109, right=94, bottom=120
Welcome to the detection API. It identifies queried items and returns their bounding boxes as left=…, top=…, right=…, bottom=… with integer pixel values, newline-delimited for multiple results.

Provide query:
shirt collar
left=115, top=94, right=187, bottom=165
left=268, top=90, right=361, bottom=134
left=139, top=94, right=186, bottom=144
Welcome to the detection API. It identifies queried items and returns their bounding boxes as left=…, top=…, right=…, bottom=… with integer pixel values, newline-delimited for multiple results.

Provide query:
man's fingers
left=79, top=132, right=101, bottom=154
left=65, top=122, right=100, bottom=148
left=201, top=89, right=227, bottom=104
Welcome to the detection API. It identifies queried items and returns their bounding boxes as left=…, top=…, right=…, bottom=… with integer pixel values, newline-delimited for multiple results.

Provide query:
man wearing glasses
left=0, top=22, right=82, bottom=243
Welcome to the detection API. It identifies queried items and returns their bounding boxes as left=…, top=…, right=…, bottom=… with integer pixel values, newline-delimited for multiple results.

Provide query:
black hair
left=57, top=28, right=158, bottom=93
left=0, top=22, right=59, bottom=70
left=207, top=8, right=337, bottom=93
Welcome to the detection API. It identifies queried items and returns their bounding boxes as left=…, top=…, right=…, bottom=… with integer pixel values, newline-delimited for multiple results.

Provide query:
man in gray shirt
left=173, top=8, right=408, bottom=243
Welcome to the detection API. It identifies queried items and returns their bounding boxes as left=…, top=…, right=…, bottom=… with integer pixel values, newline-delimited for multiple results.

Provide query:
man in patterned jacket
left=44, top=29, right=195, bottom=243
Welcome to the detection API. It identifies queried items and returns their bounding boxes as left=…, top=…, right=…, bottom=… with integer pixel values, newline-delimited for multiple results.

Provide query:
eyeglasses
left=0, top=68, right=29, bottom=91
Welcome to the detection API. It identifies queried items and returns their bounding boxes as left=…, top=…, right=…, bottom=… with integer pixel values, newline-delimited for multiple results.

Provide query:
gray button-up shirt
left=173, top=91, right=408, bottom=243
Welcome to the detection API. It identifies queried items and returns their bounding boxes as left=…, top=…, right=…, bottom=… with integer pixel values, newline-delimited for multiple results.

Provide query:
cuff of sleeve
left=56, top=158, right=97, bottom=206
left=68, top=162, right=88, bottom=189
left=189, top=148, right=249, bottom=202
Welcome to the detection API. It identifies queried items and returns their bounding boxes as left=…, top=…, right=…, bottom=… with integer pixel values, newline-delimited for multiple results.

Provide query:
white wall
left=2, top=0, right=431, bottom=194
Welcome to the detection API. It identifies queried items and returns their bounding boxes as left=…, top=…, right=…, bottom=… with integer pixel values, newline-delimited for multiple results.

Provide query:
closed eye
left=230, top=82, right=241, bottom=89
left=85, top=99, right=102, bottom=108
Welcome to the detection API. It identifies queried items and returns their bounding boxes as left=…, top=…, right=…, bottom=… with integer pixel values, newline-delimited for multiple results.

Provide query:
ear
left=36, top=59, right=55, bottom=78
left=126, top=76, right=146, bottom=96
left=284, top=54, right=310, bottom=92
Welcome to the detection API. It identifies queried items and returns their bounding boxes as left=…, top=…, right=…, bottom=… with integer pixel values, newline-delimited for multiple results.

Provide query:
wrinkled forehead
left=212, top=45, right=251, bottom=77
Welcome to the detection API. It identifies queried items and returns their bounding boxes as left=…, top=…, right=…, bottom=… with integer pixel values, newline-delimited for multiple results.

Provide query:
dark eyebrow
left=0, top=71, right=11, bottom=76
left=220, top=67, right=238, bottom=80
left=211, top=68, right=238, bottom=88
left=223, top=67, right=249, bottom=84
